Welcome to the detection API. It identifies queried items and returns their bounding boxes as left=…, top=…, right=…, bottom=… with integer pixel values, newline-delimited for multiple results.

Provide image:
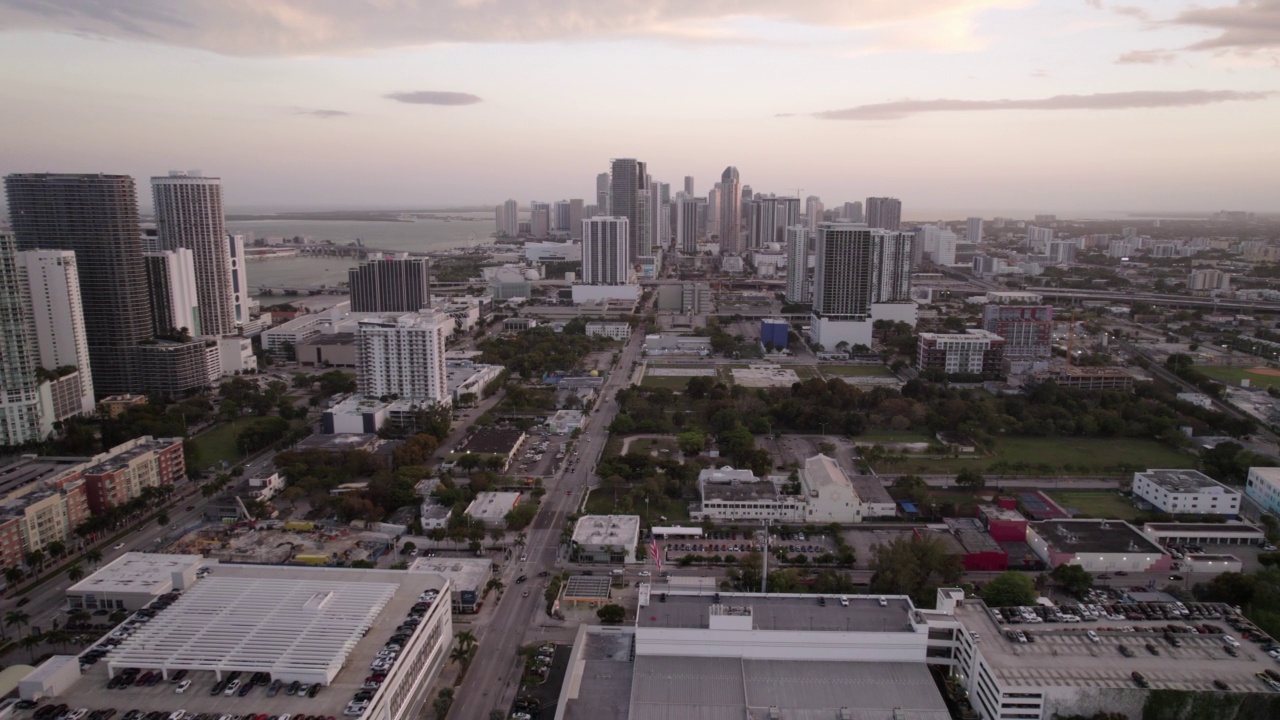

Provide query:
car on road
left=638, top=570, right=651, bottom=577
left=516, top=575, right=528, bottom=584
left=1086, top=630, right=1100, bottom=644
left=113, top=543, right=125, bottom=550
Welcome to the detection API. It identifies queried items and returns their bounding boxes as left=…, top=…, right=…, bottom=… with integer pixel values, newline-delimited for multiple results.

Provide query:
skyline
left=1, top=1, right=1279, bottom=214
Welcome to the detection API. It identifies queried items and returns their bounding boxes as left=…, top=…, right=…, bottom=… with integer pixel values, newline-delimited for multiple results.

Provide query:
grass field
left=855, top=431, right=934, bottom=445
left=873, top=436, right=1192, bottom=476
left=1196, top=365, right=1280, bottom=390
left=821, top=365, right=893, bottom=377
left=188, top=421, right=245, bottom=471
left=639, top=375, right=694, bottom=390
left=584, top=488, right=690, bottom=523
left=1047, top=490, right=1141, bottom=521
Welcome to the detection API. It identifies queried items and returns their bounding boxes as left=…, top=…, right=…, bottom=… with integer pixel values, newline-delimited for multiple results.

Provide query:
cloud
left=813, top=90, right=1272, bottom=120
left=292, top=107, right=350, bottom=118
left=384, top=91, right=482, bottom=106
left=1031, top=68, right=1049, bottom=77
left=1116, top=49, right=1177, bottom=64
left=1173, top=0, right=1280, bottom=53
left=0, top=0, right=1023, bottom=56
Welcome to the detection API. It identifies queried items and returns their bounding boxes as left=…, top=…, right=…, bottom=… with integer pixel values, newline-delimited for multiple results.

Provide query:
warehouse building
left=1132, top=468, right=1242, bottom=516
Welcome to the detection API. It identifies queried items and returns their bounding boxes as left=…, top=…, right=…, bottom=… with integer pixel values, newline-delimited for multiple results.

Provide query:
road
left=448, top=322, right=646, bottom=720
left=916, top=475, right=1123, bottom=490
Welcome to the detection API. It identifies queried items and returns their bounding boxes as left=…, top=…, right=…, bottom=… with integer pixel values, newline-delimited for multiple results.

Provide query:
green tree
left=676, top=431, right=706, bottom=455
left=981, top=572, right=1037, bottom=607
left=868, top=535, right=962, bottom=607
left=66, top=562, right=85, bottom=583
left=955, top=468, right=985, bottom=492
left=1050, top=564, right=1093, bottom=596
left=400, top=541, right=417, bottom=556
left=892, top=475, right=931, bottom=507
left=596, top=603, right=626, bottom=624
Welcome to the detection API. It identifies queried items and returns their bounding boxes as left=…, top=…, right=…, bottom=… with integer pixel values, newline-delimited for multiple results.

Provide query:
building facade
left=981, top=304, right=1053, bottom=358
left=1132, top=469, right=1242, bottom=516
left=580, top=216, right=630, bottom=285
left=18, top=249, right=95, bottom=419
left=610, top=158, right=649, bottom=261
left=356, top=311, right=451, bottom=407
left=151, top=172, right=236, bottom=336
left=0, top=232, right=46, bottom=446
left=865, top=197, right=902, bottom=230
left=917, top=330, right=1006, bottom=377
left=144, top=248, right=201, bottom=336
left=349, top=253, right=431, bottom=313
left=718, top=167, right=742, bottom=254
left=1246, top=466, right=1280, bottom=517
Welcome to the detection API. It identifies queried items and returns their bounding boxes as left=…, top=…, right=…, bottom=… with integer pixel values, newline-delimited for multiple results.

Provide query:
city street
left=448, top=322, right=646, bottom=720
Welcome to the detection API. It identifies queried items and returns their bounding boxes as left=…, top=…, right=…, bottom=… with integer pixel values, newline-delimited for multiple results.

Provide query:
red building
left=942, top=518, right=1009, bottom=572
left=82, top=437, right=185, bottom=513
left=977, top=503, right=1029, bottom=543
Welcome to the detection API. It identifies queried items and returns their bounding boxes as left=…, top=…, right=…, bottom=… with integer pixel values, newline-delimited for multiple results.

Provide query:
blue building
left=761, top=318, right=789, bottom=350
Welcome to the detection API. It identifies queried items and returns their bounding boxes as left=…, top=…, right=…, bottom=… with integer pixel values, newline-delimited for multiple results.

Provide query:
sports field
left=1196, top=365, right=1280, bottom=390
left=1047, top=490, right=1142, bottom=521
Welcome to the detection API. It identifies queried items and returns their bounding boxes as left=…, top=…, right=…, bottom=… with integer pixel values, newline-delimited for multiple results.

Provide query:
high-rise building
left=5, top=173, right=151, bottom=395
left=144, top=249, right=201, bottom=336
left=746, top=196, right=801, bottom=249
left=0, top=232, right=47, bottom=446
left=707, top=184, right=721, bottom=239
left=500, top=199, right=519, bottom=237
left=916, top=225, right=957, bottom=266
left=684, top=176, right=695, bottom=197
left=719, top=167, right=742, bottom=254
left=581, top=217, right=630, bottom=285
left=1026, top=225, right=1054, bottom=249
left=1047, top=240, right=1077, bottom=265
left=530, top=201, right=551, bottom=238
left=917, top=330, right=1006, bottom=378
left=18, top=249, right=96, bottom=418
left=785, top=226, right=811, bottom=304
left=596, top=172, right=611, bottom=216
left=553, top=201, right=572, bottom=232
left=981, top=304, right=1053, bottom=358
left=966, top=217, right=984, bottom=244
left=568, top=199, right=585, bottom=241
left=865, top=197, right=902, bottom=231
left=356, top=311, right=451, bottom=406
left=226, top=233, right=251, bottom=326
left=806, top=196, right=824, bottom=234
left=676, top=198, right=706, bottom=254
left=349, top=253, right=431, bottom=312
left=610, top=159, right=649, bottom=261
left=842, top=201, right=863, bottom=223
left=810, top=223, right=913, bottom=348
left=151, top=172, right=236, bottom=337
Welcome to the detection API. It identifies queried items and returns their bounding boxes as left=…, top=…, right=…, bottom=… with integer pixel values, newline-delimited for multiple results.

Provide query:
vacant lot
left=873, top=437, right=1192, bottom=476
left=188, top=421, right=244, bottom=471
left=1047, top=490, right=1141, bottom=521
left=1196, top=365, right=1280, bottom=390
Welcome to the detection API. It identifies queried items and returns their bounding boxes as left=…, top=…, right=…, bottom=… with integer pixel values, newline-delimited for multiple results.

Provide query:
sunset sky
left=1, top=0, right=1277, bottom=216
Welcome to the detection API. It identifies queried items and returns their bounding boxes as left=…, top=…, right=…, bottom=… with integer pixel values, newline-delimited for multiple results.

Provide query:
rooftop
left=699, top=466, right=779, bottom=503
left=82, top=437, right=181, bottom=476
left=407, top=556, right=491, bottom=592
left=67, top=553, right=203, bottom=596
left=573, top=515, right=641, bottom=548
left=293, top=433, right=383, bottom=453
left=1249, top=466, right=1280, bottom=483
left=457, top=426, right=524, bottom=455
left=1032, top=519, right=1166, bottom=555
left=978, top=504, right=1028, bottom=523
left=1135, top=469, right=1240, bottom=496
left=802, top=454, right=852, bottom=495
left=0, top=455, right=83, bottom=497
left=297, top=332, right=355, bottom=347
left=849, top=474, right=894, bottom=506
left=637, top=592, right=918, bottom=633
left=944, top=518, right=1004, bottom=555
left=1143, top=522, right=1262, bottom=535
left=464, top=491, right=521, bottom=521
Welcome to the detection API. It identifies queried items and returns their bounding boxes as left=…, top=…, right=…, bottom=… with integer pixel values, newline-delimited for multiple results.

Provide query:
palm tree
left=4, top=566, right=23, bottom=586
left=6, top=610, right=30, bottom=638
left=67, top=563, right=85, bottom=583
left=20, top=632, right=42, bottom=663
left=46, top=541, right=66, bottom=558
left=25, top=550, right=44, bottom=573
left=456, top=630, right=477, bottom=652
left=68, top=610, right=90, bottom=626
left=85, top=549, right=103, bottom=566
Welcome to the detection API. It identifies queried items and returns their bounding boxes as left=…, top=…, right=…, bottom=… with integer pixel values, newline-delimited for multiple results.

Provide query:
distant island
left=226, top=210, right=489, bottom=222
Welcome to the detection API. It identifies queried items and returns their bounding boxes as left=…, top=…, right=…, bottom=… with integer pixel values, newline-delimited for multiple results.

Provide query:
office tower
left=865, top=197, right=902, bottom=231
left=569, top=199, right=585, bottom=241
left=966, top=217, right=984, bottom=244
left=0, top=232, right=47, bottom=445
left=842, top=201, right=864, bottom=223
left=581, top=217, right=630, bottom=285
left=151, top=172, right=236, bottom=336
left=348, top=253, right=431, bottom=312
left=1047, top=240, right=1077, bottom=265
left=494, top=205, right=504, bottom=236
left=684, top=176, right=695, bottom=197
left=530, top=201, right=551, bottom=238
left=1189, top=269, right=1231, bottom=292
left=5, top=173, right=151, bottom=395
left=676, top=198, right=706, bottom=254
left=1026, top=226, right=1054, bottom=250
left=806, top=196, right=824, bottom=234
left=226, top=233, right=250, bottom=326
left=746, top=196, right=800, bottom=249
left=145, top=249, right=201, bottom=336
left=648, top=181, right=670, bottom=252
left=982, top=303, right=1053, bottom=358
left=742, top=185, right=753, bottom=205
left=785, top=225, right=811, bottom=304
left=719, top=167, right=742, bottom=253
left=553, top=201, right=572, bottom=232
left=707, top=184, right=721, bottom=239
left=356, top=310, right=451, bottom=406
left=596, top=172, right=611, bottom=216
left=18, top=249, right=96, bottom=417
left=609, top=158, right=649, bottom=261
left=810, top=223, right=913, bottom=348
left=500, top=199, right=519, bottom=237
left=916, top=225, right=957, bottom=266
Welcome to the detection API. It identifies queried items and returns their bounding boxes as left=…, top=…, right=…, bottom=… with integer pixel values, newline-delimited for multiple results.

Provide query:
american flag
left=650, top=536, right=661, bottom=571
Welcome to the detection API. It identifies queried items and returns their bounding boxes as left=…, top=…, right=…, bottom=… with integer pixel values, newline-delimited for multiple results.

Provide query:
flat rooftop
left=954, top=600, right=1280, bottom=692
left=465, top=491, right=521, bottom=521
left=573, top=515, right=640, bottom=547
left=0, top=455, right=83, bottom=496
left=1144, top=522, right=1262, bottom=535
left=849, top=474, right=894, bottom=505
left=67, top=553, right=203, bottom=596
left=978, top=504, right=1027, bottom=523
left=638, top=592, right=917, bottom=633
left=702, top=480, right=778, bottom=502
left=944, top=518, right=1003, bottom=555
left=407, top=556, right=491, bottom=592
left=298, top=331, right=355, bottom=346
left=293, top=433, right=382, bottom=452
left=1136, top=469, right=1239, bottom=495
left=629, top=656, right=950, bottom=720
left=45, top=564, right=446, bottom=720
left=457, top=426, right=524, bottom=454
left=1032, top=519, right=1166, bottom=555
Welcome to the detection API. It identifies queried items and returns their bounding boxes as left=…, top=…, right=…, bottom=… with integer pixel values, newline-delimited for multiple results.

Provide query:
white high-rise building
left=785, top=225, right=811, bottom=304
left=1026, top=226, right=1054, bottom=249
left=0, top=232, right=49, bottom=445
left=966, top=217, right=984, bottom=244
left=707, top=184, right=721, bottom=239
left=226, top=233, right=251, bottom=326
left=18, top=249, right=95, bottom=417
left=151, top=172, right=236, bottom=336
left=810, top=223, right=914, bottom=349
left=145, top=248, right=201, bottom=336
left=356, top=311, right=451, bottom=407
left=806, top=196, right=824, bottom=234
left=529, top=201, right=551, bottom=238
left=500, top=199, right=519, bottom=237
left=581, top=216, right=630, bottom=285
left=676, top=198, right=706, bottom=254
left=916, top=225, right=957, bottom=266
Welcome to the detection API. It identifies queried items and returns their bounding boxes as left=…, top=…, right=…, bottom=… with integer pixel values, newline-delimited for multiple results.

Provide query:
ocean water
left=229, top=213, right=495, bottom=294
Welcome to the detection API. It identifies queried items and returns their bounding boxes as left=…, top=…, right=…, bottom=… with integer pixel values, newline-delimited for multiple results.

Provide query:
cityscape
left=2, top=3, right=1280, bottom=720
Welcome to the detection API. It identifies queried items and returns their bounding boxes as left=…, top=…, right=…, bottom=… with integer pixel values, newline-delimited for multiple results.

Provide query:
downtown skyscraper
left=581, top=216, right=630, bottom=285
left=719, top=167, right=742, bottom=254
left=810, top=222, right=914, bottom=349
left=866, top=197, right=903, bottom=231
left=151, top=171, right=236, bottom=337
left=349, top=253, right=431, bottom=312
left=5, top=173, right=152, bottom=395
left=785, top=226, right=811, bottom=304
left=609, top=158, right=649, bottom=262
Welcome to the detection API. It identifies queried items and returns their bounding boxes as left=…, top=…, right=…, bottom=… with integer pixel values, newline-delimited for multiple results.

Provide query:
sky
left=0, top=0, right=1278, bottom=217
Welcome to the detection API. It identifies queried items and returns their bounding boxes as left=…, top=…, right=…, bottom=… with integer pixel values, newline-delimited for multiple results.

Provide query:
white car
left=638, top=571, right=651, bottom=577
left=1086, top=630, right=1100, bottom=644
left=175, top=680, right=191, bottom=693
left=113, top=543, right=125, bottom=550
left=1224, top=635, right=1241, bottom=648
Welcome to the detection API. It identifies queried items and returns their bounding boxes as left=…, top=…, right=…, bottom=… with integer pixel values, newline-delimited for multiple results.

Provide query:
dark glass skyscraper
left=348, top=253, right=431, bottom=312
left=5, top=173, right=150, bottom=395
left=609, top=158, right=648, bottom=262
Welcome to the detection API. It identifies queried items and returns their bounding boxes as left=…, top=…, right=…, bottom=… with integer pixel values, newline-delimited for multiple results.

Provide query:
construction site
left=166, top=520, right=396, bottom=566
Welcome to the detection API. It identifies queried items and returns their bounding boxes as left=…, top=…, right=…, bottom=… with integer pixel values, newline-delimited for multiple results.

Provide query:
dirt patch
left=1249, top=367, right=1280, bottom=377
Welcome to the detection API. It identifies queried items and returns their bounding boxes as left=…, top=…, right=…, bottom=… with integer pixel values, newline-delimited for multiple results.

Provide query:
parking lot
left=512, top=432, right=571, bottom=479
left=660, top=529, right=838, bottom=564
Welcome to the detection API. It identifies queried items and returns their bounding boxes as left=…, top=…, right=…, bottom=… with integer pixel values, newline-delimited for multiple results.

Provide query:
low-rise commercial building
left=455, top=426, right=525, bottom=471
left=694, top=455, right=867, bottom=524
left=464, top=491, right=522, bottom=528
left=296, top=332, right=357, bottom=367
left=571, top=515, right=641, bottom=564
left=65, top=552, right=203, bottom=612
left=1026, top=518, right=1171, bottom=573
left=585, top=322, right=631, bottom=341
left=1142, top=521, right=1265, bottom=547
left=1133, top=468, right=1242, bottom=516
left=408, top=557, right=491, bottom=613
left=1245, top=466, right=1280, bottom=517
